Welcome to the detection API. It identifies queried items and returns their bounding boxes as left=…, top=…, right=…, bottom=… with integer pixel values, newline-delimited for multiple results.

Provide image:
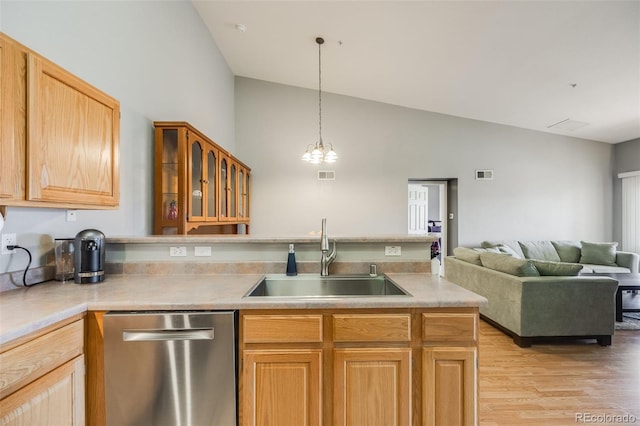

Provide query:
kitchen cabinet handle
left=122, top=328, right=214, bottom=342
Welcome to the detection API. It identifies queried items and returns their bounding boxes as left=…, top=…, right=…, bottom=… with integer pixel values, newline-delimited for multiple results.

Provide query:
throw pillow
left=531, top=260, right=583, bottom=276
left=579, top=241, right=618, bottom=266
left=551, top=241, right=582, bottom=263
left=479, top=252, right=540, bottom=277
left=518, top=241, right=561, bottom=262
left=453, top=247, right=482, bottom=266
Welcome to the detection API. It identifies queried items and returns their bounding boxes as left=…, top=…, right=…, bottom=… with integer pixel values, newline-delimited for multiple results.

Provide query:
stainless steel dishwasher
left=103, top=311, right=237, bottom=426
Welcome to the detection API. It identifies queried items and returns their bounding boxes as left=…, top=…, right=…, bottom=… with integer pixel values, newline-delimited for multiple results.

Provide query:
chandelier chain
left=318, top=38, right=322, bottom=144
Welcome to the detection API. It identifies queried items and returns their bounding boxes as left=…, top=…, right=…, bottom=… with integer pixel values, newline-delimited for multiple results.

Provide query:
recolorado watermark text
left=576, top=413, right=637, bottom=423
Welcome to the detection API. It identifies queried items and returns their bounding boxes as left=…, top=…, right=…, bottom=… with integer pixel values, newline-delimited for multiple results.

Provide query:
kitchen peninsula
left=0, top=235, right=486, bottom=426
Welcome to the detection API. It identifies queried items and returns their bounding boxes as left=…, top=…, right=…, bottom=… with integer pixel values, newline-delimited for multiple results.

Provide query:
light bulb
left=324, top=147, right=337, bottom=163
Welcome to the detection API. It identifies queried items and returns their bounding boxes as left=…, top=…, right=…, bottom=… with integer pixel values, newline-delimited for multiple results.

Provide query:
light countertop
left=0, top=273, right=486, bottom=345
left=106, top=234, right=440, bottom=244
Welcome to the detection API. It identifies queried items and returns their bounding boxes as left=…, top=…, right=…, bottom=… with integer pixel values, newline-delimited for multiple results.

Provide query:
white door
left=408, top=184, right=429, bottom=234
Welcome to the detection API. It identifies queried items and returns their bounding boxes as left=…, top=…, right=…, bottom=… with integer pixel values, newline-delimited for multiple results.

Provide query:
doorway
left=408, top=179, right=459, bottom=259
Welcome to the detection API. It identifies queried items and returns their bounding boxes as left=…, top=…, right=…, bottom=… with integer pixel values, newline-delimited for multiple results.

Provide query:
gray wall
left=235, top=77, right=615, bottom=246
left=0, top=1, right=630, bottom=275
left=613, top=138, right=640, bottom=244
left=0, top=1, right=234, bottom=271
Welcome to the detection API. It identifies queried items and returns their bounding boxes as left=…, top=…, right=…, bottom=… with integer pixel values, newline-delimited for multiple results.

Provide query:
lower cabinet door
left=423, top=347, right=477, bottom=426
left=0, top=355, right=85, bottom=426
left=333, top=348, right=412, bottom=426
left=243, top=349, right=322, bottom=426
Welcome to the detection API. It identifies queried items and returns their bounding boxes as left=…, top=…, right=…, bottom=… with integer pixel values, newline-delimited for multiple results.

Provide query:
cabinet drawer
left=243, top=315, right=323, bottom=343
left=333, top=314, right=411, bottom=342
left=422, top=313, right=477, bottom=343
left=0, top=319, right=84, bottom=399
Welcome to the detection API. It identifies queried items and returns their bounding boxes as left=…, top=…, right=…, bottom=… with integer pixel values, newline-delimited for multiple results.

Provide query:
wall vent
left=475, top=169, right=494, bottom=180
left=547, top=118, right=589, bottom=131
left=318, top=170, right=335, bottom=181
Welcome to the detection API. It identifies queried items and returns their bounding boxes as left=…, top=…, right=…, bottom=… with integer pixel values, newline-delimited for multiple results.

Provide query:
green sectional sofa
left=444, top=240, right=639, bottom=347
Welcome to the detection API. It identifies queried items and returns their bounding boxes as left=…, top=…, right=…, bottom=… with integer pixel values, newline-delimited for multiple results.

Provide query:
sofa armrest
left=616, top=251, right=639, bottom=273
left=518, top=276, right=617, bottom=336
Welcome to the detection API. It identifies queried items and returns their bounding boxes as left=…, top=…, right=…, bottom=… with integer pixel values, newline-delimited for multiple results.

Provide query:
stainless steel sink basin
left=244, top=274, right=411, bottom=298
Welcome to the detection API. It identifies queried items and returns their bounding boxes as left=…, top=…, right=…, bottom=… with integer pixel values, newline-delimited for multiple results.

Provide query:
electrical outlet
left=169, top=246, right=187, bottom=257
left=66, top=210, right=77, bottom=222
left=1, top=233, right=17, bottom=255
left=384, top=246, right=401, bottom=256
left=194, top=246, right=212, bottom=257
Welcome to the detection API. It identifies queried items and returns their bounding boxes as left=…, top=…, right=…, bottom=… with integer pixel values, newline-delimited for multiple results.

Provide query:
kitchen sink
left=244, top=274, right=411, bottom=298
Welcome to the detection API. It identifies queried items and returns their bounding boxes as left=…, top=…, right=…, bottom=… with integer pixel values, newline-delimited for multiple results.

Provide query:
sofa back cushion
left=518, top=241, right=561, bottom=262
left=531, top=260, right=583, bottom=276
left=481, top=240, right=524, bottom=258
left=453, top=247, right=483, bottom=266
left=479, top=252, right=541, bottom=277
left=551, top=241, right=582, bottom=263
left=579, top=241, right=618, bottom=266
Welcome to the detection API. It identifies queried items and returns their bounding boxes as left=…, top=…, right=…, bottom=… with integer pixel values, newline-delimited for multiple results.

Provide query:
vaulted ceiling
left=194, top=1, right=640, bottom=144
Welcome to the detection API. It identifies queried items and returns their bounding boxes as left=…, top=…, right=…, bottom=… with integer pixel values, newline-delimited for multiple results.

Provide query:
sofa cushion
left=481, top=240, right=525, bottom=258
left=531, top=260, right=583, bottom=276
left=479, top=252, right=540, bottom=277
left=518, top=241, right=561, bottom=262
left=551, top=241, right=582, bottom=263
left=453, top=247, right=482, bottom=266
left=496, top=244, right=522, bottom=258
left=579, top=241, right=618, bottom=266
left=580, top=264, right=630, bottom=274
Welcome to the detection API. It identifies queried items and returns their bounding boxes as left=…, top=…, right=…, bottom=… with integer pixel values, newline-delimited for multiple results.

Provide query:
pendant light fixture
left=302, top=37, right=337, bottom=164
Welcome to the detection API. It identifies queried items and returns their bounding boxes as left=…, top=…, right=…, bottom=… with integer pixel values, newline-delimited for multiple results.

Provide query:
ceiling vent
left=318, top=170, right=335, bottom=181
left=547, top=118, right=589, bottom=131
left=475, top=170, right=494, bottom=180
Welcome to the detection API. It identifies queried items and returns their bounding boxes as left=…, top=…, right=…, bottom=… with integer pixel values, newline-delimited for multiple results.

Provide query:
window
left=619, top=171, right=640, bottom=254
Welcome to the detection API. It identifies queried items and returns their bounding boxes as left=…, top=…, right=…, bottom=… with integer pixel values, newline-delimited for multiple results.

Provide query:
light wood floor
left=479, top=320, right=640, bottom=425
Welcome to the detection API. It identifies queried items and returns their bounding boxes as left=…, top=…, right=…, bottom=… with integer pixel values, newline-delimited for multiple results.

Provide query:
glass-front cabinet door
left=205, top=147, right=218, bottom=221
left=220, top=153, right=238, bottom=221
left=190, top=135, right=219, bottom=222
left=229, top=161, right=237, bottom=220
left=154, top=127, right=181, bottom=234
left=189, top=138, right=204, bottom=221
left=220, top=156, right=228, bottom=219
left=238, top=165, right=250, bottom=222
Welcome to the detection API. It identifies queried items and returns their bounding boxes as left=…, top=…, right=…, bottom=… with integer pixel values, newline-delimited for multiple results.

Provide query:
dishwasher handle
left=122, top=328, right=214, bottom=342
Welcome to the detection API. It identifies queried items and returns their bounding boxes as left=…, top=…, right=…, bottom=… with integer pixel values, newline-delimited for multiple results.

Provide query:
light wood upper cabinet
left=153, top=121, right=250, bottom=234
left=0, top=32, right=120, bottom=209
left=27, top=53, right=119, bottom=206
left=0, top=34, right=27, bottom=201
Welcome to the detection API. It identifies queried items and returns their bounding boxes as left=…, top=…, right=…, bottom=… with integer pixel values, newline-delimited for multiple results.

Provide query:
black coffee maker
left=74, top=229, right=106, bottom=284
